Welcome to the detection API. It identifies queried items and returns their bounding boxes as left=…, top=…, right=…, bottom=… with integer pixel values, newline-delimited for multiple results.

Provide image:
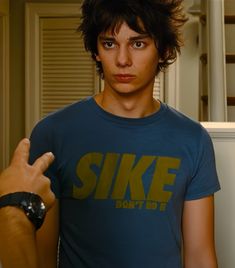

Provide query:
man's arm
left=0, top=138, right=55, bottom=268
left=36, top=200, right=59, bottom=268
left=182, top=195, right=218, bottom=268
left=0, top=207, right=39, bottom=268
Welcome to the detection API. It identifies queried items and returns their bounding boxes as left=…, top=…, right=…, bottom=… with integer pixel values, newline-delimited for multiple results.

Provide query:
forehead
left=99, top=21, right=149, bottom=38
left=100, top=16, right=147, bottom=34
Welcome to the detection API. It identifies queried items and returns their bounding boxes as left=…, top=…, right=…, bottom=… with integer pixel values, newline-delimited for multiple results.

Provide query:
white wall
left=202, top=122, right=235, bottom=268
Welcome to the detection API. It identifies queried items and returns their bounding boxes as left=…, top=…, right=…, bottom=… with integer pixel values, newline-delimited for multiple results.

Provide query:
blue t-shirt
left=30, top=98, right=220, bottom=268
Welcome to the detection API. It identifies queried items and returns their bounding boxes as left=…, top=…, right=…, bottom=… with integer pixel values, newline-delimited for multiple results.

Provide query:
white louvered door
left=153, top=72, right=164, bottom=101
left=39, top=17, right=100, bottom=118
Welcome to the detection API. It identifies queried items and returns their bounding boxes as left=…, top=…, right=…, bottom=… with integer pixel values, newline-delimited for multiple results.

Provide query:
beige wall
left=9, top=0, right=81, bottom=157
left=178, top=0, right=200, bottom=120
left=0, top=0, right=9, bottom=13
left=0, top=0, right=9, bottom=170
left=225, top=0, right=235, bottom=15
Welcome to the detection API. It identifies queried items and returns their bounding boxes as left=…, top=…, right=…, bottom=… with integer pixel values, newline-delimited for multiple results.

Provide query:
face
left=96, top=22, right=159, bottom=96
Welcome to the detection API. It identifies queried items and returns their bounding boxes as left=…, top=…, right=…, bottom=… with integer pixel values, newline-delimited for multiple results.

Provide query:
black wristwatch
left=0, top=192, right=46, bottom=230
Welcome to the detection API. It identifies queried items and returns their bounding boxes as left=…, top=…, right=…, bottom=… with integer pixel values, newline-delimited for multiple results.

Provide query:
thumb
left=11, top=138, right=30, bottom=166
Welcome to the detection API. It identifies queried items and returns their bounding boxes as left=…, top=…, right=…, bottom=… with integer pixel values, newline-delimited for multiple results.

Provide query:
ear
left=95, top=54, right=101, bottom=62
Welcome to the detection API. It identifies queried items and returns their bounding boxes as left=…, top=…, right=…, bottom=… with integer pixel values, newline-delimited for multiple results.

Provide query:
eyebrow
left=98, top=34, right=151, bottom=41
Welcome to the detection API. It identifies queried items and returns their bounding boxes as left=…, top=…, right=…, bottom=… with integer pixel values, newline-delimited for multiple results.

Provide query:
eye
left=133, top=41, right=145, bottom=49
left=103, top=41, right=115, bottom=49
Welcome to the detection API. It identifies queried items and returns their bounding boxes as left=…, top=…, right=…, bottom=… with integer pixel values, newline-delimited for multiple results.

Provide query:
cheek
left=142, top=56, right=159, bottom=72
left=99, top=58, right=115, bottom=74
left=138, top=49, right=158, bottom=66
left=150, top=52, right=159, bottom=67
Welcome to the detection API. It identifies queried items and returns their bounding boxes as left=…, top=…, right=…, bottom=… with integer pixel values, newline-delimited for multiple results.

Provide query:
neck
left=94, top=90, right=160, bottom=118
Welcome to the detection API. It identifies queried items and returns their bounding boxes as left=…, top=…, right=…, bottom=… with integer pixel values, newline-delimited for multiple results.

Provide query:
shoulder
left=31, top=97, right=92, bottom=134
left=43, top=97, right=92, bottom=123
left=163, top=104, right=210, bottom=141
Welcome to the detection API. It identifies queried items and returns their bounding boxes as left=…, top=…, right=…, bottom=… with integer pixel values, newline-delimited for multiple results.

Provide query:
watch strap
left=0, top=192, right=46, bottom=230
left=0, top=192, right=29, bottom=208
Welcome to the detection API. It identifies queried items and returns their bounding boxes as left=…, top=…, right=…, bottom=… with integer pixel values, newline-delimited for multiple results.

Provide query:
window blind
left=40, top=17, right=99, bottom=118
left=153, top=72, right=164, bottom=101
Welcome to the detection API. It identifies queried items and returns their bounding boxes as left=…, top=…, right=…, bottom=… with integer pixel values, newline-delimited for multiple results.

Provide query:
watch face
left=30, top=195, right=46, bottom=218
left=20, top=193, right=46, bottom=229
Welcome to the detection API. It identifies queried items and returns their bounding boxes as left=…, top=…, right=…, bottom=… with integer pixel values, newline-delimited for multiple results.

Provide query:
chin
left=113, top=88, right=143, bottom=97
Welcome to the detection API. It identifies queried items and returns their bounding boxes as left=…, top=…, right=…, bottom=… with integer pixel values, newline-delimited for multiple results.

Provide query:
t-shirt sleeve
left=184, top=127, right=221, bottom=200
left=29, top=120, right=61, bottom=198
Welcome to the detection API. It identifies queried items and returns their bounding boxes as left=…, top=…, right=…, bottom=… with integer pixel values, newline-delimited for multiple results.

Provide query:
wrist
left=0, top=192, right=46, bottom=230
left=0, top=206, right=35, bottom=231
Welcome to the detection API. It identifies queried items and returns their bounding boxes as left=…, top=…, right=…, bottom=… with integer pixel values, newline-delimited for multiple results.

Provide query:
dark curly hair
left=79, top=0, right=188, bottom=76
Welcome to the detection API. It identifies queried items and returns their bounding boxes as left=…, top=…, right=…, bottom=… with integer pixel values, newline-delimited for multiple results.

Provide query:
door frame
left=0, top=0, right=10, bottom=170
left=25, top=3, right=87, bottom=136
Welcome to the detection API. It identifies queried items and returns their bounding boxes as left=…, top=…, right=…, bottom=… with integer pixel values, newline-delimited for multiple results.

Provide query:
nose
left=116, top=46, right=132, bottom=67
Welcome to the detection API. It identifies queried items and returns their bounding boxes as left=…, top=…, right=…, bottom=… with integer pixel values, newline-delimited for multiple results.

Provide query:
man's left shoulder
left=167, top=106, right=205, bottom=132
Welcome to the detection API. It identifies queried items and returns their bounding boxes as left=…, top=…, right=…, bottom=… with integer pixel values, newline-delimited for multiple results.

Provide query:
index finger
left=11, top=138, right=30, bottom=166
left=33, top=152, right=55, bottom=173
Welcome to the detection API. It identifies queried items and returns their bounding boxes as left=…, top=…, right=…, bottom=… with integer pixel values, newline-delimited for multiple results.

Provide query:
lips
left=114, top=74, right=136, bottom=83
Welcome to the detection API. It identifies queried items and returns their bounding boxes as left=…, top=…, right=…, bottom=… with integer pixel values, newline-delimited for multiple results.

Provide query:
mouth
left=114, top=74, right=136, bottom=83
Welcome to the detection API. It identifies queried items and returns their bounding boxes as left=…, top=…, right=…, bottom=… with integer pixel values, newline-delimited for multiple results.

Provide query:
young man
left=29, top=0, right=221, bottom=267
left=0, top=139, right=55, bottom=267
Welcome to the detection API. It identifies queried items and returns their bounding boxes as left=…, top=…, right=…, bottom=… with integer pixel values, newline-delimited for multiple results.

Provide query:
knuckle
left=42, top=175, right=52, bottom=188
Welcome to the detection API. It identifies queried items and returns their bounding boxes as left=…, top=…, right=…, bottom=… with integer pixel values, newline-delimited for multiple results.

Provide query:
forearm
left=184, top=259, right=218, bottom=268
left=0, top=207, right=39, bottom=268
left=183, top=196, right=218, bottom=268
left=183, top=247, right=218, bottom=268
